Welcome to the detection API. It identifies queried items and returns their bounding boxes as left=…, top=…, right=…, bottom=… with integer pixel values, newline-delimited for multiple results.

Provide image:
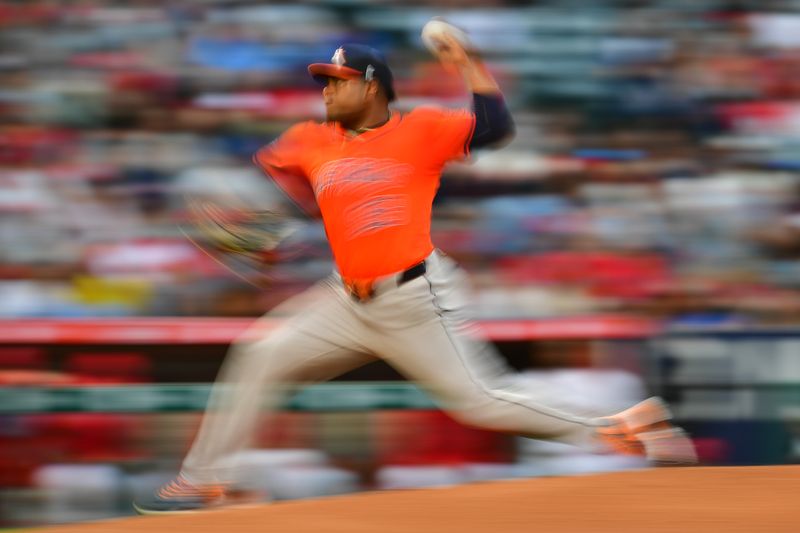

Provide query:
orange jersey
left=253, top=107, right=475, bottom=279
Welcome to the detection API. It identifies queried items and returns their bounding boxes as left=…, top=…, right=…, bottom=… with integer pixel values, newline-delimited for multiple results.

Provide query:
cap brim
left=308, top=63, right=363, bottom=82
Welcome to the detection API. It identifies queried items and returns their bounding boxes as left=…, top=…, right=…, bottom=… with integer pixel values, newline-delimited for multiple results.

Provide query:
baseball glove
left=181, top=196, right=298, bottom=287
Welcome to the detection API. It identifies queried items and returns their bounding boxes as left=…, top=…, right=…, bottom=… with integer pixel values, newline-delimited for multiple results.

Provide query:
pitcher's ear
left=368, top=79, right=381, bottom=97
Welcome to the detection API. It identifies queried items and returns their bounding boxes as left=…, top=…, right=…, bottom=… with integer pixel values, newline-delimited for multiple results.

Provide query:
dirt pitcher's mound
left=30, top=466, right=800, bottom=533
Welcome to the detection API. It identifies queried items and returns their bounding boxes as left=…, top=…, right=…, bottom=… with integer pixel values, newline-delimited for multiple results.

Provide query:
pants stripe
left=422, top=272, right=592, bottom=428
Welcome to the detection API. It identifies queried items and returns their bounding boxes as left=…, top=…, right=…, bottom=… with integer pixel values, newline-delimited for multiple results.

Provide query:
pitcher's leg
left=181, top=281, right=375, bottom=485
left=368, top=256, right=599, bottom=447
left=382, top=322, right=598, bottom=446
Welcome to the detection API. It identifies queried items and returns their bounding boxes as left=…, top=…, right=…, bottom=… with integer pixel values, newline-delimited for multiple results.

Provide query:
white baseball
left=421, top=19, right=471, bottom=55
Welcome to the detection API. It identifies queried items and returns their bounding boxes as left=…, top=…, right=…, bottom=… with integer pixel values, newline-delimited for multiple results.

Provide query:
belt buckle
left=344, top=279, right=375, bottom=302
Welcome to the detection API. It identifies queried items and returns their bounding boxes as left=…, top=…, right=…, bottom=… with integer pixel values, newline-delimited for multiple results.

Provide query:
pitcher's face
left=322, top=77, right=373, bottom=123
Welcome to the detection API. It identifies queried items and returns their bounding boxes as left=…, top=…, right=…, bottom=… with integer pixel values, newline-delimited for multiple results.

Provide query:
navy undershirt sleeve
left=469, top=92, right=515, bottom=149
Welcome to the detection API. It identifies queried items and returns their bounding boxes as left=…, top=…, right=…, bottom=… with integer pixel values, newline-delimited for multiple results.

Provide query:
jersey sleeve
left=252, top=122, right=321, bottom=218
left=415, top=107, right=477, bottom=165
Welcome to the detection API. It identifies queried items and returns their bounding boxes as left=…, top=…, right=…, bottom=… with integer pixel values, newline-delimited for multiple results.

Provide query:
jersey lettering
left=313, top=158, right=413, bottom=240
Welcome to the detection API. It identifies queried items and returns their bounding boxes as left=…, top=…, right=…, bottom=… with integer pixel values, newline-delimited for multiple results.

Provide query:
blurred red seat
left=495, top=252, right=672, bottom=298
left=374, top=410, right=512, bottom=466
left=64, top=352, right=152, bottom=383
left=0, top=347, right=47, bottom=370
left=30, top=413, right=146, bottom=462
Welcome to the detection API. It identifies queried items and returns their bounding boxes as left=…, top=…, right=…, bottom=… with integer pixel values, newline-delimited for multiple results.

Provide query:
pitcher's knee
left=234, top=326, right=296, bottom=358
left=222, top=331, right=294, bottom=380
left=227, top=340, right=267, bottom=369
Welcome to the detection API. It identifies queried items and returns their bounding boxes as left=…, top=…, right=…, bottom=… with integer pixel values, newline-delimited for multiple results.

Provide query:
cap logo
left=365, top=64, right=374, bottom=81
left=332, top=47, right=346, bottom=66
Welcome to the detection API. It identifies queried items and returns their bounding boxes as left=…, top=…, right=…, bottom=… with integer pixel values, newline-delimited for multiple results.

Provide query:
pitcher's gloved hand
left=182, top=197, right=297, bottom=286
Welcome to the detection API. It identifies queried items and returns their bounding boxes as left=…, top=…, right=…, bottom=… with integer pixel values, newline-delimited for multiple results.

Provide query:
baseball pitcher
left=134, top=30, right=696, bottom=515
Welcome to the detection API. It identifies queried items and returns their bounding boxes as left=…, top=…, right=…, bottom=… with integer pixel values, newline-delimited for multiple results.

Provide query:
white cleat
left=611, top=396, right=673, bottom=432
left=637, top=428, right=698, bottom=465
left=595, top=397, right=697, bottom=465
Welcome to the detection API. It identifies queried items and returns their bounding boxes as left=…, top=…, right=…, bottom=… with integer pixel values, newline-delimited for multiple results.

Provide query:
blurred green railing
left=0, top=382, right=437, bottom=414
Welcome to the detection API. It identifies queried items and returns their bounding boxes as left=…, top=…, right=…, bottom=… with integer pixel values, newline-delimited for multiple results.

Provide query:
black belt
left=398, top=260, right=427, bottom=285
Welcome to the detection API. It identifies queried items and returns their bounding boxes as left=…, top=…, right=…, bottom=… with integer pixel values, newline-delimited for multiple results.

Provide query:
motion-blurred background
left=2, top=0, right=800, bottom=527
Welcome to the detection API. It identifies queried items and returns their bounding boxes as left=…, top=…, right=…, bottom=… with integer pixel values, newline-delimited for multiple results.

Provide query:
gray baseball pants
left=181, top=250, right=599, bottom=485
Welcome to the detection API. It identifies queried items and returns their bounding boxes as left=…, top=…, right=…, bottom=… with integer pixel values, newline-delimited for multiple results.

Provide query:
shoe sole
left=132, top=495, right=261, bottom=516
left=133, top=501, right=213, bottom=516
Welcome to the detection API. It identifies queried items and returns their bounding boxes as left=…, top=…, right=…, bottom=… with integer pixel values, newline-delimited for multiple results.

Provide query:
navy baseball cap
left=308, top=43, right=396, bottom=102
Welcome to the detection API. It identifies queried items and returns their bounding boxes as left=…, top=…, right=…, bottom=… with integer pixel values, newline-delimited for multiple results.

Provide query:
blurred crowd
left=4, top=3, right=800, bottom=526
left=3, top=0, right=800, bottom=324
